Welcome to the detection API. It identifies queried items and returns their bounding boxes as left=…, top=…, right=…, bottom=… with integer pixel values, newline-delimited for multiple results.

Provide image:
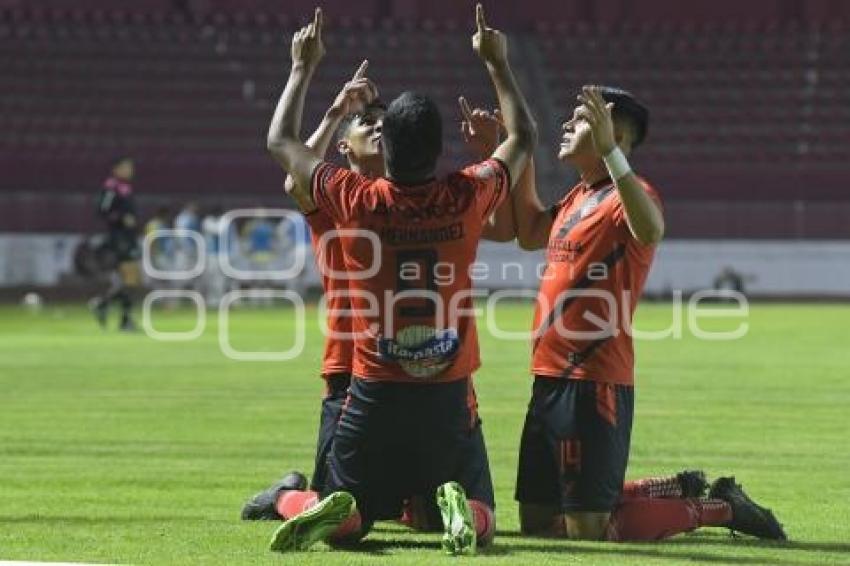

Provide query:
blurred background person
left=143, top=206, right=174, bottom=282
left=173, top=201, right=202, bottom=290
left=89, top=156, right=141, bottom=331
left=241, top=213, right=278, bottom=305
left=201, top=205, right=229, bottom=308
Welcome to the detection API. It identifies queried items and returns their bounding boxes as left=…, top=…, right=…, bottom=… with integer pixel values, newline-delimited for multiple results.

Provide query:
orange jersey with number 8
left=311, top=159, right=509, bottom=383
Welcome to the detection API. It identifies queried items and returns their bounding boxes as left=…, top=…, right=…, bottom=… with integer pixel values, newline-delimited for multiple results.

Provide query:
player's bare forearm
left=267, top=61, right=312, bottom=154
left=471, top=5, right=537, bottom=184
left=481, top=196, right=516, bottom=241
left=282, top=109, right=346, bottom=211
left=267, top=62, right=322, bottom=211
left=510, top=159, right=550, bottom=250
left=308, top=108, right=346, bottom=155
left=281, top=59, right=372, bottom=209
left=615, top=172, right=665, bottom=245
left=485, top=60, right=538, bottom=184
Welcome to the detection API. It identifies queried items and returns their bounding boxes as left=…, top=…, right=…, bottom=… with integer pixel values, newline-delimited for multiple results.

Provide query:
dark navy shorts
left=515, top=377, right=634, bottom=513
left=322, top=377, right=494, bottom=523
left=309, top=373, right=351, bottom=493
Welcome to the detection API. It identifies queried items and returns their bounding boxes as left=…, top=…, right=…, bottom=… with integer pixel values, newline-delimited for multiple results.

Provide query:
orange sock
left=276, top=490, right=363, bottom=543
left=468, top=500, right=496, bottom=546
left=327, top=509, right=363, bottom=543
left=275, top=490, right=318, bottom=519
left=607, top=497, right=732, bottom=541
left=622, top=475, right=683, bottom=499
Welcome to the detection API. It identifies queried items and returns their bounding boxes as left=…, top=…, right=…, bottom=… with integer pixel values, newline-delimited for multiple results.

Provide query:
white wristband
left=603, top=147, right=632, bottom=181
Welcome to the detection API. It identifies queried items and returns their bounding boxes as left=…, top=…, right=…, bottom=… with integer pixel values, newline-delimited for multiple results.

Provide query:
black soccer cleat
left=241, top=471, right=308, bottom=520
left=709, top=476, right=787, bottom=540
left=677, top=470, right=709, bottom=498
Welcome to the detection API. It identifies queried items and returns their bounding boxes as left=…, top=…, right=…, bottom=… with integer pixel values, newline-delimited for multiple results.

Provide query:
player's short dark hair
left=597, top=87, right=649, bottom=148
left=381, top=91, right=442, bottom=184
left=337, top=101, right=387, bottom=143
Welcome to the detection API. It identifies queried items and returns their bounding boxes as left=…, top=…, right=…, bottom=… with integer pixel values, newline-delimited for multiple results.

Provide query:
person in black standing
left=90, top=156, right=141, bottom=331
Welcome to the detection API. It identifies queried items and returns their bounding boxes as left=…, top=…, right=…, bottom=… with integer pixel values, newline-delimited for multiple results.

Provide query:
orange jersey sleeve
left=311, top=162, right=374, bottom=224
left=455, top=158, right=511, bottom=224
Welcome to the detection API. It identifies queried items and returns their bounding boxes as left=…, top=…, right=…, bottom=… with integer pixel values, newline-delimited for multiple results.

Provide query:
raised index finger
left=352, top=60, right=369, bottom=81
left=458, top=96, right=474, bottom=121
left=313, top=7, right=323, bottom=34
left=476, top=3, right=486, bottom=31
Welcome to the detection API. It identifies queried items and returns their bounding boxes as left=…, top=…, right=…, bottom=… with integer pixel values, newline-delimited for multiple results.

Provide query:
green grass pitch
left=1, top=302, right=849, bottom=564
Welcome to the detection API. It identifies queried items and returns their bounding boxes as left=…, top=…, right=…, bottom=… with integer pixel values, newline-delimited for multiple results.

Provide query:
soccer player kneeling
left=261, top=4, right=536, bottom=554
left=509, top=82, right=786, bottom=542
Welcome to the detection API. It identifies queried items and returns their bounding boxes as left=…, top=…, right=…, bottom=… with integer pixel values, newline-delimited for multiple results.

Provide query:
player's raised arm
left=267, top=9, right=377, bottom=212
left=282, top=60, right=371, bottom=208
left=510, top=157, right=552, bottom=250
left=458, top=96, right=516, bottom=241
left=577, top=85, right=664, bottom=244
left=471, top=4, right=537, bottom=188
left=266, top=8, right=325, bottom=211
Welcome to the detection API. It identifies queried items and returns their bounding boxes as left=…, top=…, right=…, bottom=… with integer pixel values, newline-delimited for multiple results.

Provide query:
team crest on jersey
left=377, top=326, right=460, bottom=379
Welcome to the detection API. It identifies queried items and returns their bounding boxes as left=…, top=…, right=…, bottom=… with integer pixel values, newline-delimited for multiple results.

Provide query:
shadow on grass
left=363, top=527, right=843, bottom=564
left=332, top=538, right=442, bottom=555
left=498, top=528, right=850, bottom=553
left=660, top=535, right=850, bottom=554
left=486, top=543, right=827, bottom=565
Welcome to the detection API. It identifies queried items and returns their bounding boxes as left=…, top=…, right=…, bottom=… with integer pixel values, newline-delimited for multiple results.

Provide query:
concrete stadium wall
left=2, top=234, right=849, bottom=297
left=473, top=240, right=850, bottom=297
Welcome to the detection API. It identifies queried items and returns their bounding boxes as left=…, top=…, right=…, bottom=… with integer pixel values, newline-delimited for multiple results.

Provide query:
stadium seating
left=0, top=1, right=848, bottom=237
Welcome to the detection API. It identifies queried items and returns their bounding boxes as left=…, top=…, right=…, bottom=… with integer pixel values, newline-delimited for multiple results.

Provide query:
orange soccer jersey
left=311, top=159, right=509, bottom=383
left=531, top=177, right=662, bottom=386
left=304, top=209, right=354, bottom=377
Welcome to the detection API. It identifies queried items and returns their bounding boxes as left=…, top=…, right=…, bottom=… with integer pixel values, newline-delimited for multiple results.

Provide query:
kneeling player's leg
left=269, top=490, right=363, bottom=552
left=595, top=390, right=746, bottom=541
left=309, top=373, right=351, bottom=493
left=519, top=503, right=566, bottom=537
left=462, top=427, right=497, bottom=547
left=399, top=495, right=441, bottom=532
left=403, top=495, right=495, bottom=545
left=561, top=381, right=635, bottom=540
left=621, top=470, right=708, bottom=500
left=320, top=378, right=408, bottom=544
left=271, top=392, right=369, bottom=552
left=606, top=496, right=731, bottom=541
left=608, top=476, right=787, bottom=541
left=515, top=378, right=577, bottom=537
left=413, top=379, right=494, bottom=554
left=403, top=385, right=496, bottom=547
left=453, top=384, right=496, bottom=546
left=241, top=470, right=307, bottom=520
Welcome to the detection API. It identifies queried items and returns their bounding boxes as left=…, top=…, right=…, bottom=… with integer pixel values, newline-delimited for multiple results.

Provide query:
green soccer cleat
left=436, top=481, right=476, bottom=556
left=268, top=491, right=356, bottom=553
